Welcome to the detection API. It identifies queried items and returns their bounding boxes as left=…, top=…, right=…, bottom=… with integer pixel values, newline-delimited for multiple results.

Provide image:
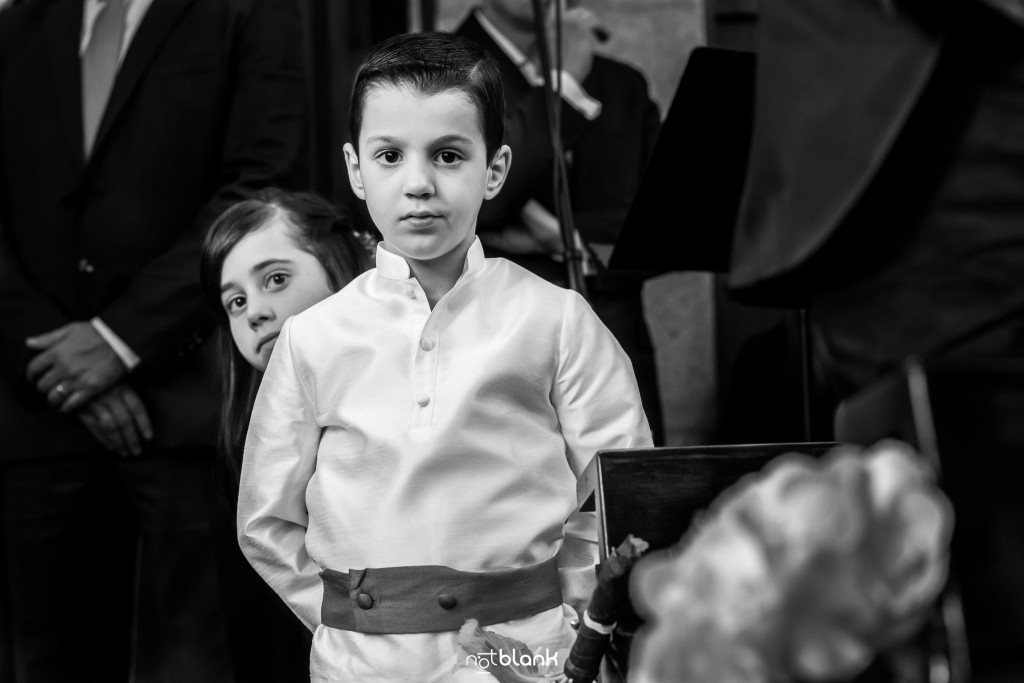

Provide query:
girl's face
left=219, top=217, right=334, bottom=371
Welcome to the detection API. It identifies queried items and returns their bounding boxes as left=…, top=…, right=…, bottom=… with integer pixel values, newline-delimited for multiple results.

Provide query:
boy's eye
left=377, top=150, right=401, bottom=165
left=437, top=150, right=462, bottom=165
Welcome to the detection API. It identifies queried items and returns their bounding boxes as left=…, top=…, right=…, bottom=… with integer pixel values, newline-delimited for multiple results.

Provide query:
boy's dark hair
left=349, top=31, right=505, bottom=161
left=199, top=188, right=373, bottom=506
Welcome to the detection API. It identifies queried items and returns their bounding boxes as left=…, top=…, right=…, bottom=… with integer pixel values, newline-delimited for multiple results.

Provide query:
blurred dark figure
left=457, top=0, right=666, bottom=444
left=0, top=0, right=307, bottom=681
left=729, top=0, right=1024, bottom=398
left=728, top=0, right=1024, bottom=678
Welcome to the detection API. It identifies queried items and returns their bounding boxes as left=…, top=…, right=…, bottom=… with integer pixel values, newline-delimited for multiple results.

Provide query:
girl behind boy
left=238, top=34, right=652, bottom=681
left=200, top=189, right=372, bottom=681
left=200, top=188, right=372, bottom=499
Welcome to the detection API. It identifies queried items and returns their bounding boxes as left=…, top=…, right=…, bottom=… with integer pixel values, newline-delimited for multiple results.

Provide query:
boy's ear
left=483, top=144, right=512, bottom=201
left=343, top=143, right=366, bottom=200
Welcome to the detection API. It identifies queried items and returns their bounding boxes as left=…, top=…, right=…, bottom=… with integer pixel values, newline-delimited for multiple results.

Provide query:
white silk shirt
left=237, top=238, right=652, bottom=681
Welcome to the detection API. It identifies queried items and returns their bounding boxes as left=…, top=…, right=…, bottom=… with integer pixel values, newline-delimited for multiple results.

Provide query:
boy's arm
left=237, top=318, right=323, bottom=631
left=553, top=291, right=653, bottom=480
left=552, top=292, right=653, bottom=612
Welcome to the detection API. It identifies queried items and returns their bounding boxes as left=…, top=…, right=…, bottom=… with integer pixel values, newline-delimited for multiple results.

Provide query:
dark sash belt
left=320, top=556, right=562, bottom=634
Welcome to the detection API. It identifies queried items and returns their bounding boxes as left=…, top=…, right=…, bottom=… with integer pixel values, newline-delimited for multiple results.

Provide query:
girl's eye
left=267, top=272, right=290, bottom=289
left=225, top=295, right=246, bottom=314
left=437, top=150, right=462, bottom=165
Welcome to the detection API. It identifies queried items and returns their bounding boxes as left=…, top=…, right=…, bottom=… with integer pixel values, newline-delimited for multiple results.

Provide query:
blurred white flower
left=629, top=441, right=953, bottom=683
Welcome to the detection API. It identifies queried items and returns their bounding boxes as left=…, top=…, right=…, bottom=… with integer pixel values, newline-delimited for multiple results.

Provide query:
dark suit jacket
left=457, top=12, right=660, bottom=264
left=0, top=0, right=307, bottom=460
left=728, top=0, right=945, bottom=304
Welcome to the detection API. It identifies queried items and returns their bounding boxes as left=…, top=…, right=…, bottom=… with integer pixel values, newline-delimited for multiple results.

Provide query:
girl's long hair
left=200, top=188, right=374, bottom=505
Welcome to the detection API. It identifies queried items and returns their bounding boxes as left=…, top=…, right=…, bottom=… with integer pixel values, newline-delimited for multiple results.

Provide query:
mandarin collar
left=375, top=237, right=486, bottom=281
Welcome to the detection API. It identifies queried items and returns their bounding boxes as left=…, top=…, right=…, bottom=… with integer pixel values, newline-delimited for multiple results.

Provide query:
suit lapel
left=91, top=0, right=195, bottom=157
left=43, top=0, right=86, bottom=165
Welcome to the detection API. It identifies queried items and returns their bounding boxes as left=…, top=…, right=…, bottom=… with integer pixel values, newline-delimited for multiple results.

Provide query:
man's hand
left=78, top=384, right=153, bottom=457
left=479, top=225, right=550, bottom=254
left=25, top=322, right=127, bottom=412
left=478, top=201, right=572, bottom=256
left=520, top=199, right=564, bottom=253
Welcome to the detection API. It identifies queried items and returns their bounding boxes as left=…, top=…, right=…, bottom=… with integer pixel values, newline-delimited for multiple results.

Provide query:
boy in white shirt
left=237, top=31, right=652, bottom=681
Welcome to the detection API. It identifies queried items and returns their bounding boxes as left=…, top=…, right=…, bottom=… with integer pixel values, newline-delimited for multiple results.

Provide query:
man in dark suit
left=457, top=0, right=665, bottom=444
left=0, top=0, right=307, bottom=680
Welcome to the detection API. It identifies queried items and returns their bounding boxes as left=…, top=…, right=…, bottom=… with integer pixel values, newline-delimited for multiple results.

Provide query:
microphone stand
left=530, top=0, right=588, bottom=298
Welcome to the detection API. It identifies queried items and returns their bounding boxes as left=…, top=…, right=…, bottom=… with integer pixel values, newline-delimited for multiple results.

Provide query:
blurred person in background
left=729, top=0, right=1024, bottom=678
left=0, top=0, right=307, bottom=680
left=457, top=0, right=666, bottom=445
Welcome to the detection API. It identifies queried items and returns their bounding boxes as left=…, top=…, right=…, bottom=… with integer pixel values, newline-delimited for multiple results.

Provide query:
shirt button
left=356, top=593, right=374, bottom=610
left=420, top=337, right=434, bottom=351
left=404, top=287, right=416, bottom=299
left=437, top=593, right=457, bottom=610
left=415, top=393, right=430, bottom=407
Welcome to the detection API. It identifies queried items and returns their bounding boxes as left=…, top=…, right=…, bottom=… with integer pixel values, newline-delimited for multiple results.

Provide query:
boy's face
left=344, top=85, right=510, bottom=270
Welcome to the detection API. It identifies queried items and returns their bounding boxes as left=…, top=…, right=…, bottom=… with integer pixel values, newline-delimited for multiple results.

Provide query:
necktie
left=81, top=0, right=125, bottom=157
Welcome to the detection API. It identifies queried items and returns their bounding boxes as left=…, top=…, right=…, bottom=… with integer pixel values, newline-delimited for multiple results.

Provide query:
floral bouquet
left=628, top=440, right=954, bottom=683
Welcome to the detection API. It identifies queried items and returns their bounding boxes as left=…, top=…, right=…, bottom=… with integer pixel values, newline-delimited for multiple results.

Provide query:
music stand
left=608, top=47, right=819, bottom=438
left=609, top=46, right=755, bottom=275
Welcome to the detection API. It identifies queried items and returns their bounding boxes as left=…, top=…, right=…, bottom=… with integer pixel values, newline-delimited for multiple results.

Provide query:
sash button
left=437, top=593, right=457, bottom=610
left=356, top=593, right=373, bottom=610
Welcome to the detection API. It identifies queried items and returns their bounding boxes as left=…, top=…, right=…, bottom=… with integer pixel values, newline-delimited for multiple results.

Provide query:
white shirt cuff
left=90, top=317, right=141, bottom=371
